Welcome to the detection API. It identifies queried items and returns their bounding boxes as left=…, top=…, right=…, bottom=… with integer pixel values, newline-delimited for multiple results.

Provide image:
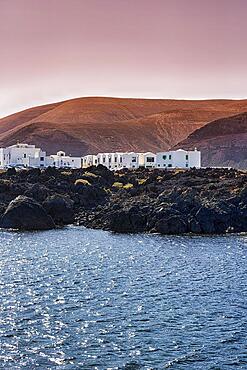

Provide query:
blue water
left=0, top=228, right=246, bottom=369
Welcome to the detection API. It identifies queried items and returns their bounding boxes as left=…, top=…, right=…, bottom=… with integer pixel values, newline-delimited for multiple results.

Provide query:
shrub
left=112, top=182, right=123, bottom=188
left=138, top=178, right=147, bottom=185
left=61, top=171, right=72, bottom=176
left=84, top=171, right=98, bottom=178
left=75, top=179, right=91, bottom=186
left=123, top=183, right=134, bottom=190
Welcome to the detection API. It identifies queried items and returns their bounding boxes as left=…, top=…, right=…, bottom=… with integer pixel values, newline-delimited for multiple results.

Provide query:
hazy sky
left=0, top=0, right=247, bottom=117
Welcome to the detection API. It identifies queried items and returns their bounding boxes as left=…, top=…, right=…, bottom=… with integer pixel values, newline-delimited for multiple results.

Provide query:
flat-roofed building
left=156, top=149, right=201, bottom=169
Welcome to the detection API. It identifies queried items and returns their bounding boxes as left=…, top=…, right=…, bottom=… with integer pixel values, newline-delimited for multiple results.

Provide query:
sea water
left=0, top=227, right=246, bottom=369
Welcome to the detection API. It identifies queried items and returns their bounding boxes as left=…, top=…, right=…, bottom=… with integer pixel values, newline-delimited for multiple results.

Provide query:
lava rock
left=0, top=195, right=55, bottom=231
left=43, top=195, right=74, bottom=225
left=154, top=215, right=188, bottom=234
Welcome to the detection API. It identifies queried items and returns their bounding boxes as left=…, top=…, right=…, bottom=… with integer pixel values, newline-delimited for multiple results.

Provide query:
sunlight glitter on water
left=0, top=228, right=246, bottom=369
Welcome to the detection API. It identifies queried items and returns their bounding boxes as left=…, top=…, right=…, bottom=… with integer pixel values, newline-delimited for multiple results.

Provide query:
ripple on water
left=0, top=228, right=247, bottom=369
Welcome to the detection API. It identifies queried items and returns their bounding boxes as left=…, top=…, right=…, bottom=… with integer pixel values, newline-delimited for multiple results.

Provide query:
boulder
left=154, top=215, right=188, bottom=234
left=0, top=196, right=55, bottom=231
left=109, top=206, right=147, bottom=233
left=24, top=183, right=51, bottom=202
left=43, top=195, right=74, bottom=225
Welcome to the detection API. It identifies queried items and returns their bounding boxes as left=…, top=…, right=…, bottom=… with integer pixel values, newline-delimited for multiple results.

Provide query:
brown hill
left=0, top=97, right=247, bottom=156
left=174, top=112, right=247, bottom=168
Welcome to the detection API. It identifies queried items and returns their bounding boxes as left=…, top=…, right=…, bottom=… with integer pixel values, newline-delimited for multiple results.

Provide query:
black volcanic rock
left=0, top=196, right=55, bottom=231
left=0, top=167, right=245, bottom=235
left=43, top=195, right=74, bottom=225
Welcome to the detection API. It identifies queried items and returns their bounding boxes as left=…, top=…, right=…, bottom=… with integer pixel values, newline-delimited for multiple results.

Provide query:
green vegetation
left=138, top=178, right=147, bottom=185
left=112, top=182, right=123, bottom=188
left=123, top=183, right=134, bottom=190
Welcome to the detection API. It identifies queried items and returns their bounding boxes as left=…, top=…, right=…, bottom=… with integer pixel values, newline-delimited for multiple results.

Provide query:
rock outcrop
left=0, top=166, right=246, bottom=234
left=0, top=196, right=55, bottom=231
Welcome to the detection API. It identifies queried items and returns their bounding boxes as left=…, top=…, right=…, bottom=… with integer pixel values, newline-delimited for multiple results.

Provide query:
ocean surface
left=0, top=227, right=246, bottom=369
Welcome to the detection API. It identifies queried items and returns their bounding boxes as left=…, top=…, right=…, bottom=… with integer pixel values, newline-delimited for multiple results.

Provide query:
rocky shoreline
left=0, top=166, right=246, bottom=234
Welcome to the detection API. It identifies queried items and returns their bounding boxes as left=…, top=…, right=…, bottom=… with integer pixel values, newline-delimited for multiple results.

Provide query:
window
left=163, top=155, right=167, bottom=160
left=147, top=157, right=154, bottom=162
left=185, top=154, right=189, bottom=160
left=168, top=164, right=172, bottom=167
left=186, top=163, right=189, bottom=168
left=109, top=157, right=111, bottom=163
left=103, top=157, right=106, bottom=163
left=114, top=156, right=117, bottom=163
left=169, top=154, right=172, bottom=160
left=23, top=154, right=27, bottom=158
left=132, top=157, right=137, bottom=163
left=120, top=157, right=122, bottom=163
left=157, top=164, right=160, bottom=167
left=72, top=159, right=74, bottom=162
left=40, top=157, right=44, bottom=161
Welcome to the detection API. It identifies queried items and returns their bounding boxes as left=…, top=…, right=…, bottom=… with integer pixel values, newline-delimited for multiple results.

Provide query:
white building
left=139, top=152, right=156, bottom=168
left=82, top=155, right=98, bottom=168
left=96, top=152, right=139, bottom=170
left=156, top=149, right=201, bottom=169
left=0, top=143, right=47, bottom=169
left=48, top=151, right=82, bottom=169
left=0, top=143, right=201, bottom=171
left=82, top=149, right=201, bottom=171
left=0, top=144, right=82, bottom=169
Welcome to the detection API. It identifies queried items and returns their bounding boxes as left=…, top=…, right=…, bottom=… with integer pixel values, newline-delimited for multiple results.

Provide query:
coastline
left=0, top=165, right=246, bottom=234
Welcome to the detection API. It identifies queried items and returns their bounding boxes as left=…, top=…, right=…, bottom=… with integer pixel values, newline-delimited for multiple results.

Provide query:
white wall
left=82, top=155, right=98, bottom=168
left=49, top=152, right=82, bottom=168
left=139, top=152, right=156, bottom=168
left=156, top=149, right=201, bottom=169
left=0, top=144, right=47, bottom=168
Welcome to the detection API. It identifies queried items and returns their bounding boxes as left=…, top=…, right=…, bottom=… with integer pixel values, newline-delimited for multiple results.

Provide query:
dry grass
left=75, top=179, right=91, bottom=186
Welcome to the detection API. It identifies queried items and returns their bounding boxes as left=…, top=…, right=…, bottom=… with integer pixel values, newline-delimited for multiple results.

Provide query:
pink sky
left=0, top=0, right=247, bottom=117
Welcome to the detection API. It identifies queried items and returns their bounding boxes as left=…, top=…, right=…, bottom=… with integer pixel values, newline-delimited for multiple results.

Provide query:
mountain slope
left=174, top=112, right=247, bottom=168
left=0, top=97, right=247, bottom=157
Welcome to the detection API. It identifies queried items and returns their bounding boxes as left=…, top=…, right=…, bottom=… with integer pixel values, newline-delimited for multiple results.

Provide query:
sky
left=0, top=0, right=247, bottom=117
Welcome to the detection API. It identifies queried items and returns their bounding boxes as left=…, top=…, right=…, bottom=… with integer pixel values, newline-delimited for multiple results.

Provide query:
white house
left=0, top=143, right=47, bottom=169
left=156, top=149, right=201, bottom=169
left=120, top=152, right=139, bottom=169
left=48, top=151, right=82, bottom=169
left=96, top=152, right=139, bottom=170
left=0, top=143, right=201, bottom=171
left=82, top=155, right=98, bottom=168
left=138, top=152, right=156, bottom=168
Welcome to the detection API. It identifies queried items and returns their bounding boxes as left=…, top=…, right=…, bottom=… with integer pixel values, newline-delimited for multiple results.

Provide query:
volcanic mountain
left=174, top=112, right=247, bottom=169
left=0, top=97, right=247, bottom=158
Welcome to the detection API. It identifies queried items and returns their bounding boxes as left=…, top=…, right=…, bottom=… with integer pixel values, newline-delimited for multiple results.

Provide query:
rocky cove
left=0, top=165, right=246, bottom=235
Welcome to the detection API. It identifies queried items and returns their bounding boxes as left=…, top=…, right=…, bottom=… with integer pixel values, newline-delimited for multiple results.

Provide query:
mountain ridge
left=174, top=111, right=247, bottom=168
left=0, top=97, right=247, bottom=163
